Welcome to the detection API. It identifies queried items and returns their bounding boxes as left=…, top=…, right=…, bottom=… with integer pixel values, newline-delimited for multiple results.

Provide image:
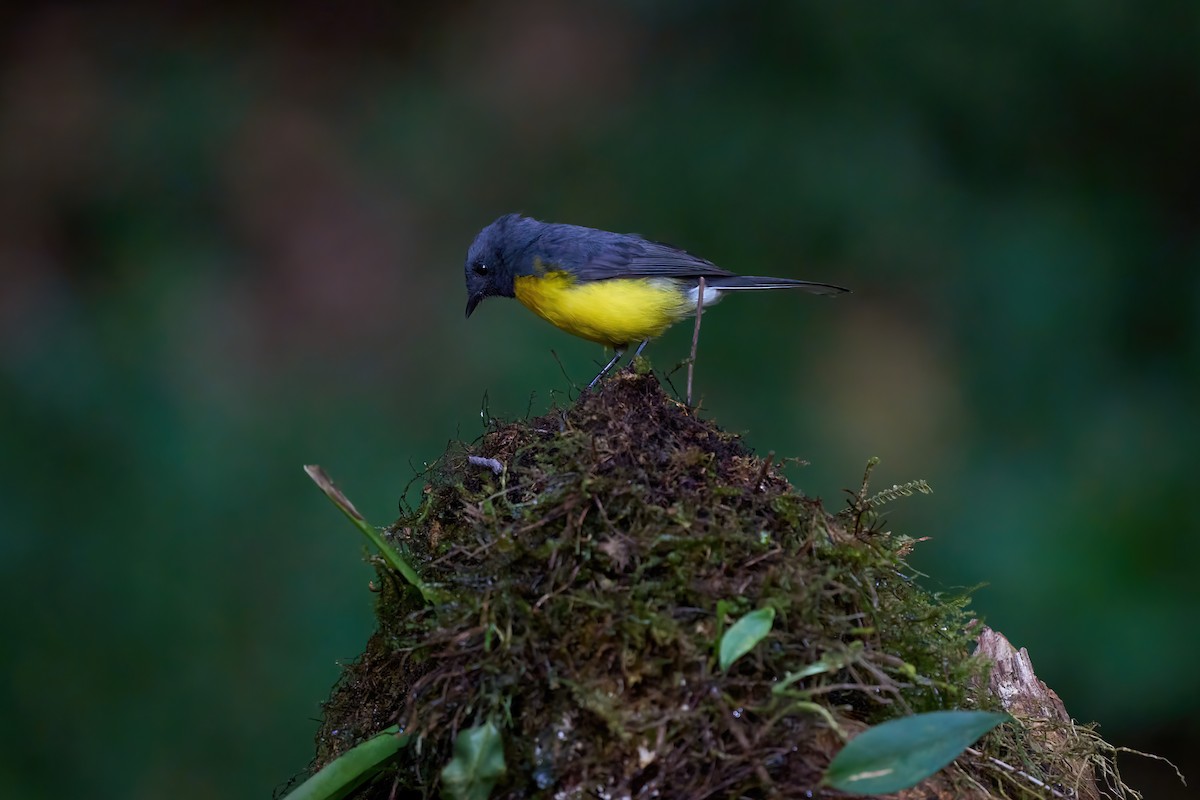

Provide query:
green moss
left=311, top=372, right=1113, bottom=799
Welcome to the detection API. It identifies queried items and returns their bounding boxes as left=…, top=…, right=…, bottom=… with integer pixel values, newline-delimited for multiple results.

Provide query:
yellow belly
left=513, top=272, right=691, bottom=348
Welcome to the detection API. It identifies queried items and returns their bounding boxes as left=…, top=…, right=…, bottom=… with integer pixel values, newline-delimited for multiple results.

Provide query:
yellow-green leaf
left=440, top=722, right=506, bottom=800
left=718, top=606, right=775, bottom=670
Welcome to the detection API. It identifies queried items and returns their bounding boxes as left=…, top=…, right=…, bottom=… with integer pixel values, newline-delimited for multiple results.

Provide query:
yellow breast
left=513, top=272, right=691, bottom=348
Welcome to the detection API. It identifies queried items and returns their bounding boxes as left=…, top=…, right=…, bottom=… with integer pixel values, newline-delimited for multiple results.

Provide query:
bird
left=464, top=214, right=849, bottom=387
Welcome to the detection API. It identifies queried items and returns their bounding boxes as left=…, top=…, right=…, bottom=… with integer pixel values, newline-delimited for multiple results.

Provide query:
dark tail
left=706, top=276, right=850, bottom=295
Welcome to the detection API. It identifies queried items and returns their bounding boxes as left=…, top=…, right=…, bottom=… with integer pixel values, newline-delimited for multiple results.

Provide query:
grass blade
left=304, top=465, right=439, bottom=603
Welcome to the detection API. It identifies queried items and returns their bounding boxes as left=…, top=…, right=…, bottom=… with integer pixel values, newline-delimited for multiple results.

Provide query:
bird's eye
left=473, top=262, right=489, bottom=276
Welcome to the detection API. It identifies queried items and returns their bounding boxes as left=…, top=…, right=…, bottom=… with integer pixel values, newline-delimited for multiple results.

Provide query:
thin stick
left=964, top=747, right=1070, bottom=799
left=687, top=277, right=705, bottom=406
left=755, top=451, right=775, bottom=492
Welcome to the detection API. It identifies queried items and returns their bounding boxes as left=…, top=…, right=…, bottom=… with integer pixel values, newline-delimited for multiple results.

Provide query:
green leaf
left=824, top=710, right=1011, bottom=794
left=284, top=726, right=408, bottom=800
left=718, top=606, right=775, bottom=671
left=440, top=721, right=507, bottom=800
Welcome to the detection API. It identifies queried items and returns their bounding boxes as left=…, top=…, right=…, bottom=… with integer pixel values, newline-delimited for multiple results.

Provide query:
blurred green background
left=1, top=2, right=1195, bottom=798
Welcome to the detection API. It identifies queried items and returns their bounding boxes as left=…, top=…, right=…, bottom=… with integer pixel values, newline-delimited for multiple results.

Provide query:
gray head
left=464, top=213, right=544, bottom=317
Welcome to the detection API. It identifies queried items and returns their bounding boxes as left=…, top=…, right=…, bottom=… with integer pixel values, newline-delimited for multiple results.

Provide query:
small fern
left=867, top=479, right=933, bottom=508
left=843, top=459, right=935, bottom=535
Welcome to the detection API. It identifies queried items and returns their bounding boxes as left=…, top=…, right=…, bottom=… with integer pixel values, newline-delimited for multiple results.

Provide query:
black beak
left=465, top=293, right=482, bottom=318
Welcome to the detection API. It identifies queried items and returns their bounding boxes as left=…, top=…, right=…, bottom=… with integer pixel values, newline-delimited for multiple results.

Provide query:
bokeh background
left=2, top=2, right=1195, bottom=798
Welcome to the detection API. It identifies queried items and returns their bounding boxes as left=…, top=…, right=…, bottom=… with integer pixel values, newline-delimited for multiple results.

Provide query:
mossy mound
left=311, top=372, right=1100, bottom=799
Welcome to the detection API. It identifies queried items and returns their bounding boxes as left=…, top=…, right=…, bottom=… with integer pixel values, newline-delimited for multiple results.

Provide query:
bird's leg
left=621, top=339, right=651, bottom=374
left=588, top=347, right=626, bottom=389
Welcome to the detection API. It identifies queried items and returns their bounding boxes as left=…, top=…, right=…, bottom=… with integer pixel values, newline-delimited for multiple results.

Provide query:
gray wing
left=571, top=236, right=737, bottom=282
left=534, top=225, right=848, bottom=293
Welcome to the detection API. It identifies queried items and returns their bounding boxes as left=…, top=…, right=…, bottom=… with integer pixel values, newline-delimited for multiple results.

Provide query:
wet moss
left=310, top=372, right=1111, bottom=799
